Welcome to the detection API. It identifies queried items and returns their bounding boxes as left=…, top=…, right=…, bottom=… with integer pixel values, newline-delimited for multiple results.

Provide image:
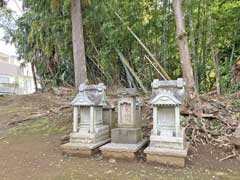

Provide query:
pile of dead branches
left=185, top=93, right=240, bottom=160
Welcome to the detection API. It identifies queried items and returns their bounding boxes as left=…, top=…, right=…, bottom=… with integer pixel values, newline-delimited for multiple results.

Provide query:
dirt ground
left=0, top=92, right=240, bottom=180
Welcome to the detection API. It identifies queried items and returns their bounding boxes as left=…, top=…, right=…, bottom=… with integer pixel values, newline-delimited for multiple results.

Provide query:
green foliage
left=0, top=7, right=16, bottom=42
left=83, top=0, right=179, bottom=87
left=13, top=0, right=73, bottom=87
left=185, top=0, right=240, bottom=93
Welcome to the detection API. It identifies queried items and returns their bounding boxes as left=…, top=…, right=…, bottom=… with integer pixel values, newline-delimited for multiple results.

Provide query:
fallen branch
left=7, top=112, right=50, bottom=126
left=50, top=105, right=71, bottom=114
left=219, top=146, right=237, bottom=161
left=219, top=154, right=236, bottom=162
left=0, top=136, right=6, bottom=140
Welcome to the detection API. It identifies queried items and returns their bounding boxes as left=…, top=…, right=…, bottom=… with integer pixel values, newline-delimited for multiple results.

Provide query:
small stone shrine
left=100, top=88, right=148, bottom=160
left=144, top=78, right=189, bottom=167
left=103, top=104, right=115, bottom=136
left=61, top=83, right=111, bottom=156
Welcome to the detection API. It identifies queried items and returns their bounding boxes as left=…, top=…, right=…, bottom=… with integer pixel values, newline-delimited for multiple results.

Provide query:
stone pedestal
left=61, top=83, right=112, bottom=157
left=144, top=133, right=189, bottom=167
left=144, top=146, right=188, bottom=167
left=111, top=128, right=141, bottom=144
left=101, top=88, right=148, bottom=160
left=144, top=79, right=189, bottom=167
left=62, top=138, right=110, bottom=157
left=101, top=138, right=148, bottom=160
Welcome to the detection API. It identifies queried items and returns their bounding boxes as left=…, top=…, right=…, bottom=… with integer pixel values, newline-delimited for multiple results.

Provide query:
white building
left=0, top=52, right=35, bottom=94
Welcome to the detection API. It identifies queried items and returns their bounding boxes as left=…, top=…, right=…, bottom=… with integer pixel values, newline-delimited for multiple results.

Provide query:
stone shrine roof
left=117, top=88, right=139, bottom=97
left=149, top=78, right=185, bottom=106
left=71, top=83, right=109, bottom=106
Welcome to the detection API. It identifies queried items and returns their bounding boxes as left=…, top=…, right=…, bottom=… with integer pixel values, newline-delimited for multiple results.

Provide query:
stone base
left=144, top=144, right=189, bottom=167
left=150, top=135, right=185, bottom=150
left=111, top=128, right=141, bottom=144
left=100, top=138, right=148, bottom=160
left=146, top=153, right=186, bottom=167
left=70, top=125, right=109, bottom=144
left=61, top=138, right=110, bottom=157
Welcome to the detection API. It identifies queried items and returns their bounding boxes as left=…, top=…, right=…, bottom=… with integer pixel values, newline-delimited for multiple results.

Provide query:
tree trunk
left=200, top=1, right=208, bottom=93
left=188, top=0, right=199, bottom=93
left=172, top=0, right=201, bottom=114
left=31, top=62, right=38, bottom=92
left=211, top=49, right=221, bottom=95
left=71, top=0, right=87, bottom=88
left=209, top=16, right=221, bottom=95
left=161, top=0, right=168, bottom=68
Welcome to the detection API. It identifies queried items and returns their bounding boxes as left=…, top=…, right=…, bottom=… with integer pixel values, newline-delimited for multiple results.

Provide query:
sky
left=0, top=0, right=22, bottom=56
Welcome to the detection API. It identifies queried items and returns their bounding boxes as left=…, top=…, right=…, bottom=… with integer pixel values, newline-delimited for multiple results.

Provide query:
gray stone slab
left=62, top=138, right=110, bottom=150
left=144, top=142, right=189, bottom=157
left=100, top=138, right=148, bottom=153
left=146, top=153, right=186, bottom=167
left=111, top=128, right=142, bottom=144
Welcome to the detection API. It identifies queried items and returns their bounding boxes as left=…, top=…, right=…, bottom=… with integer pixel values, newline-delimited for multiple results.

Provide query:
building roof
left=149, top=90, right=182, bottom=106
left=117, top=88, right=139, bottom=97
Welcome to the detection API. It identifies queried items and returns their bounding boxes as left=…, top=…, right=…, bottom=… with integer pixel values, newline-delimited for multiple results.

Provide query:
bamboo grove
left=0, top=0, right=240, bottom=93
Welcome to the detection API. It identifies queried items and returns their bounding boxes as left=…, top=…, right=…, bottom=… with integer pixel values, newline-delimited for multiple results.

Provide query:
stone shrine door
left=157, top=107, right=176, bottom=137
left=120, top=102, right=132, bottom=127
left=79, top=107, right=90, bottom=128
left=94, top=107, right=103, bottom=126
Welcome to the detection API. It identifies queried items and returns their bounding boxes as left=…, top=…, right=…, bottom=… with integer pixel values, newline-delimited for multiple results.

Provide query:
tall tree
left=172, top=0, right=201, bottom=113
left=71, top=0, right=87, bottom=88
left=31, top=62, right=38, bottom=92
left=188, top=0, right=199, bottom=93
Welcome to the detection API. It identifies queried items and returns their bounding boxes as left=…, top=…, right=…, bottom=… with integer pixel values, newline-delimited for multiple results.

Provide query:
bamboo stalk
left=144, top=55, right=167, bottom=80
left=115, top=48, right=148, bottom=94
left=114, top=12, right=171, bottom=80
left=87, top=56, right=110, bottom=81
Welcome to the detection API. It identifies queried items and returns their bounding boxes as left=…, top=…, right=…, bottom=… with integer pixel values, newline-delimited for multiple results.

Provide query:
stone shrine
left=103, top=104, right=115, bottom=136
left=100, top=88, right=148, bottom=160
left=144, top=78, right=189, bottom=167
left=61, top=83, right=111, bottom=156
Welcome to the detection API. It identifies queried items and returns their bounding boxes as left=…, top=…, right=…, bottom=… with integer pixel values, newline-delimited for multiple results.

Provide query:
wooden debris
left=220, top=146, right=237, bottom=161
left=0, top=136, right=6, bottom=140
left=50, top=105, right=71, bottom=114
left=61, top=135, right=70, bottom=144
left=228, top=136, right=240, bottom=147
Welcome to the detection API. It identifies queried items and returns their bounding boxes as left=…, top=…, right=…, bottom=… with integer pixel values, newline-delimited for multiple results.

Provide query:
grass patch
left=8, top=117, right=68, bottom=136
